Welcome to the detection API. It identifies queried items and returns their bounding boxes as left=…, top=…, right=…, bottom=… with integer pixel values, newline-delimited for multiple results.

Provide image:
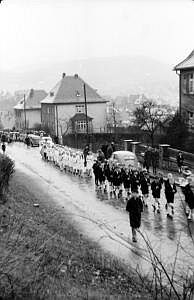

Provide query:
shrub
left=0, top=154, right=15, bottom=202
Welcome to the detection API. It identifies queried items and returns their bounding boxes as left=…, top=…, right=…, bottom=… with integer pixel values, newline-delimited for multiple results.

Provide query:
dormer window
left=76, top=104, right=84, bottom=113
left=50, top=91, right=54, bottom=97
left=76, top=91, right=81, bottom=97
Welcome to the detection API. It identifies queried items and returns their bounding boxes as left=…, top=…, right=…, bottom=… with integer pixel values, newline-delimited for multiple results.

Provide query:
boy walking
left=126, top=190, right=143, bottom=242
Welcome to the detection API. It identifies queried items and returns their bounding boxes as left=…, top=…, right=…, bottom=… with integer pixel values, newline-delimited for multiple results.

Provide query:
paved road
left=6, top=143, right=194, bottom=282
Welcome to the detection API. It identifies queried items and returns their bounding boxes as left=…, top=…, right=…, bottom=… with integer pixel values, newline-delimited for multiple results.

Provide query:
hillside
left=0, top=56, right=178, bottom=105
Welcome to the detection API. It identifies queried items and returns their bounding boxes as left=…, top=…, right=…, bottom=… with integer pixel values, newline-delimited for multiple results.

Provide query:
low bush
left=0, top=154, right=15, bottom=202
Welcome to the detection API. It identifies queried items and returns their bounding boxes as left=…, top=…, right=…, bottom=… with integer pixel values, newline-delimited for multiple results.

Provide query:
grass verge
left=0, top=170, right=152, bottom=300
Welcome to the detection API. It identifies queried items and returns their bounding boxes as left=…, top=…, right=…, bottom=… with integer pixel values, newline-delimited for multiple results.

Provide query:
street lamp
left=23, top=94, right=27, bottom=131
left=83, top=83, right=89, bottom=144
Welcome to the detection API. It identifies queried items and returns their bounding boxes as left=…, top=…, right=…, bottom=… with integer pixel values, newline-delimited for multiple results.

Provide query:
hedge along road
left=6, top=143, right=194, bottom=283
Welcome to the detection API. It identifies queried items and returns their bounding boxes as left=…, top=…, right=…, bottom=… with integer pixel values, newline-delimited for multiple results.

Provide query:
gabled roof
left=41, top=74, right=107, bottom=104
left=70, top=113, right=93, bottom=122
left=14, top=89, right=47, bottom=110
left=174, top=50, right=194, bottom=71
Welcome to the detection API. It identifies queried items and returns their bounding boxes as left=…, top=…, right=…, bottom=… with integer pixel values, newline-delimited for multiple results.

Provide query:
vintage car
left=28, top=134, right=41, bottom=147
left=108, top=150, right=140, bottom=169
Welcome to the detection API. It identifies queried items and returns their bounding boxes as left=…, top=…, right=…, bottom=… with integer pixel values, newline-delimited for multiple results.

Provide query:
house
left=174, top=50, right=194, bottom=127
left=41, top=73, right=108, bottom=141
left=14, top=89, right=47, bottom=130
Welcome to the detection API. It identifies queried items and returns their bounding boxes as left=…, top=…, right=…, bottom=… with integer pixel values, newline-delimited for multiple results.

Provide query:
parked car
left=108, top=150, right=140, bottom=169
left=28, top=134, right=41, bottom=147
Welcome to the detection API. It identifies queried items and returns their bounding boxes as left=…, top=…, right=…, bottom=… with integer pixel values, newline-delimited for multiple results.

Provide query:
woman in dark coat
left=151, top=176, right=162, bottom=213
left=126, top=190, right=143, bottom=242
left=164, top=173, right=177, bottom=218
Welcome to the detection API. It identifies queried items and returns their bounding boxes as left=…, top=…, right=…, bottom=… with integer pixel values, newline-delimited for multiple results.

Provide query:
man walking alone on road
left=126, top=189, right=143, bottom=242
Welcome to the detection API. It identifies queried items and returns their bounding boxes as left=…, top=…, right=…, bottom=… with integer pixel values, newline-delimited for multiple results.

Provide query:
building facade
left=174, top=50, right=194, bottom=127
left=41, top=73, right=108, bottom=141
left=14, top=89, right=47, bottom=130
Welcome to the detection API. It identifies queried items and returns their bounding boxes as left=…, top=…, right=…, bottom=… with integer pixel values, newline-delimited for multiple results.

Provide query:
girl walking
left=164, top=173, right=177, bottom=218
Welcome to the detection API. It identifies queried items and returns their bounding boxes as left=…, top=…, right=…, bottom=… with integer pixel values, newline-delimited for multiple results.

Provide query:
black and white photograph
left=0, top=0, right=194, bottom=299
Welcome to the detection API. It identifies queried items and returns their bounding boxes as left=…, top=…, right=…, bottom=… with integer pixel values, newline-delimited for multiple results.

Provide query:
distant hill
left=0, top=56, right=178, bottom=106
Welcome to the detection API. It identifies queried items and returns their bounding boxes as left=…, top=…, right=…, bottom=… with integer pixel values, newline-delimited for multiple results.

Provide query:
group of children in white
left=40, top=143, right=94, bottom=177
left=40, top=142, right=194, bottom=225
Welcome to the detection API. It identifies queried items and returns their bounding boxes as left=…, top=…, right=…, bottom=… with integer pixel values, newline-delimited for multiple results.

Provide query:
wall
left=57, top=102, right=107, bottom=137
left=26, top=109, right=41, bottom=128
left=180, top=70, right=194, bottom=126
left=14, top=109, right=41, bottom=130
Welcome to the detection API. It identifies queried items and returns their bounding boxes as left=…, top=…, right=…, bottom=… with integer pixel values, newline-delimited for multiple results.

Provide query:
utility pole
left=83, top=83, right=89, bottom=144
left=24, top=94, right=27, bottom=131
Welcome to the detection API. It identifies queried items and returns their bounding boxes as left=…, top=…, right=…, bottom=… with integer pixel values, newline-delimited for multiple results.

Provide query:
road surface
left=6, top=143, right=194, bottom=284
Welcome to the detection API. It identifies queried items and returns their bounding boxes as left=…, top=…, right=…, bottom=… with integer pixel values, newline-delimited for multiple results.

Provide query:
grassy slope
left=0, top=170, right=152, bottom=300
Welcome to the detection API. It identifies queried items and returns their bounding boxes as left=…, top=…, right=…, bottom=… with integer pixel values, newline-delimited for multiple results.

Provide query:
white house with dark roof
left=174, top=50, right=194, bottom=127
left=41, top=73, right=108, bottom=139
left=14, top=89, right=47, bottom=130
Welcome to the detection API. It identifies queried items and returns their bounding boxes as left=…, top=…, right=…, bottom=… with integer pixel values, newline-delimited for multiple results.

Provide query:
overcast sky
left=0, top=0, right=194, bottom=72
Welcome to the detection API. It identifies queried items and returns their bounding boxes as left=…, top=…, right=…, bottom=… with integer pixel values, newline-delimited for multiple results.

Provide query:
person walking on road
left=126, top=189, right=143, bottom=242
left=139, top=171, right=150, bottom=208
left=83, top=145, right=89, bottom=167
left=1, top=142, right=6, bottom=154
left=177, top=151, right=184, bottom=174
left=164, top=173, right=177, bottom=218
left=151, top=148, right=159, bottom=175
left=151, top=175, right=162, bottom=213
left=143, top=147, right=152, bottom=173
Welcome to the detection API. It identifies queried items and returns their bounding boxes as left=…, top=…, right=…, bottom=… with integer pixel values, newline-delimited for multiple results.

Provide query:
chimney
left=74, top=74, right=78, bottom=79
left=62, top=73, right=66, bottom=78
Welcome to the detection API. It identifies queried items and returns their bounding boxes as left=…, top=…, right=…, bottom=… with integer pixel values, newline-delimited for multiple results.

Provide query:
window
left=189, top=74, right=194, bottom=94
left=76, top=120, right=86, bottom=131
left=75, top=104, right=85, bottom=113
left=183, top=74, right=187, bottom=93
left=182, top=73, right=194, bottom=94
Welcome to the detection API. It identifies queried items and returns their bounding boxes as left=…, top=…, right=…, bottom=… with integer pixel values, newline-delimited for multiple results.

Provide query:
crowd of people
left=1, top=129, right=194, bottom=243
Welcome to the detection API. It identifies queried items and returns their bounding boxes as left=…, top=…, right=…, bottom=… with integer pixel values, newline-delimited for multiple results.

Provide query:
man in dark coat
left=151, top=148, right=159, bottom=175
left=92, top=160, right=100, bottom=187
left=83, top=145, right=89, bottom=167
left=177, top=151, right=184, bottom=174
left=106, top=143, right=114, bottom=159
left=126, top=190, right=143, bottom=242
left=143, top=147, right=152, bottom=172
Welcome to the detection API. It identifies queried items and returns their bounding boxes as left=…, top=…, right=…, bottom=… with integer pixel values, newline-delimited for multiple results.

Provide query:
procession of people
left=1, top=129, right=194, bottom=243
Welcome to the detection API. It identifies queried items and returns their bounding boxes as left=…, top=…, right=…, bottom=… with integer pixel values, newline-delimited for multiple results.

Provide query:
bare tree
left=133, top=100, right=166, bottom=147
left=107, top=102, right=121, bottom=135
